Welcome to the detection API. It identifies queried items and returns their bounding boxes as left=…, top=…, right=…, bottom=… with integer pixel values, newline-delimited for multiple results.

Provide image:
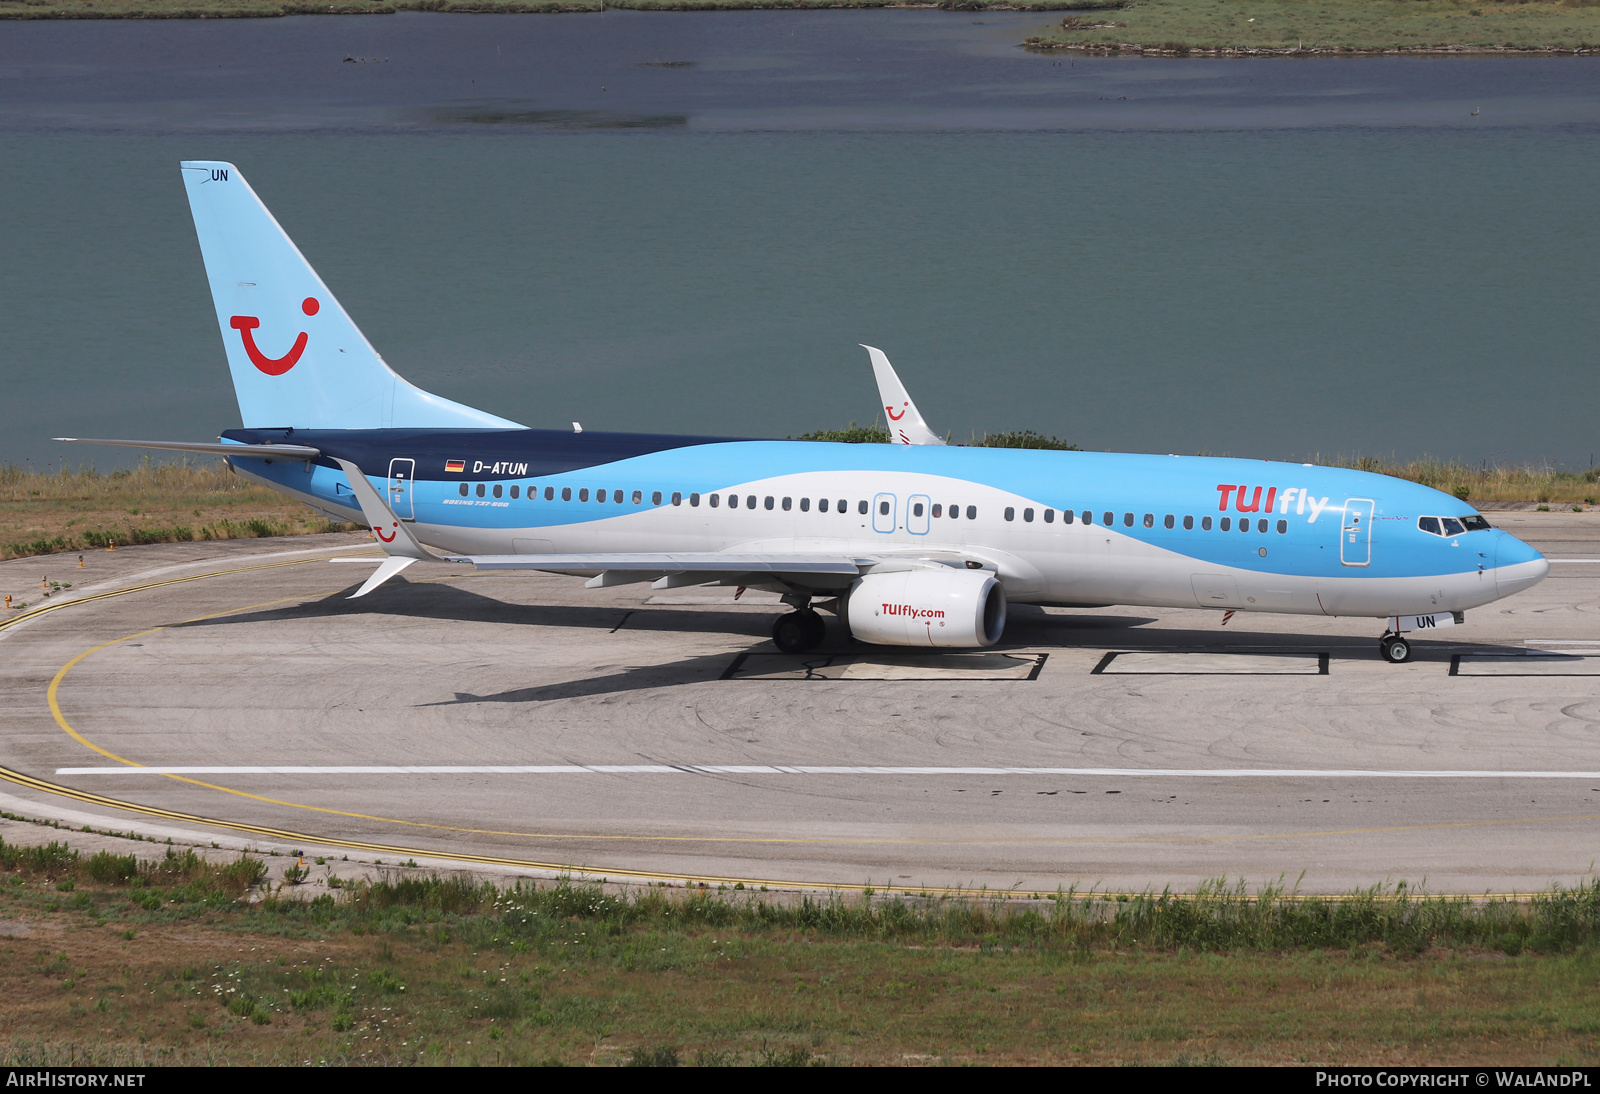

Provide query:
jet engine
left=846, top=569, right=1006, bottom=648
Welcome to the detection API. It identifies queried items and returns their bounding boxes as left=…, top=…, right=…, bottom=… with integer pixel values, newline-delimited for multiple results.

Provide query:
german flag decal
left=445, top=459, right=465, bottom=473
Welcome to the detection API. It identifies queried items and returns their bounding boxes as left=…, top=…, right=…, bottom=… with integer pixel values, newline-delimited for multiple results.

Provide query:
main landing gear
left=772, top=598, right=828, bottom=654
left=1379, top=632, right=1413, bottom=664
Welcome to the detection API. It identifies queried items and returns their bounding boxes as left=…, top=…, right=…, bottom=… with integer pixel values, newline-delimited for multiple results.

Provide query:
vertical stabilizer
left=862, top=345, right=944, bottom=445
left=180, top=161, right=521, bottom=431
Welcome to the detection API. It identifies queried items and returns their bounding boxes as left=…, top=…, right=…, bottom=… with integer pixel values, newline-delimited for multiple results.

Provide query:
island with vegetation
left=6, top=0, right=1600, bottom=56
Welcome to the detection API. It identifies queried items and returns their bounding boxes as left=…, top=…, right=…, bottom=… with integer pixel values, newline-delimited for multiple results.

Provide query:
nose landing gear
left=1379, top=632, right=1412, bottom=664
left=772, top=607, right=827, bottom=654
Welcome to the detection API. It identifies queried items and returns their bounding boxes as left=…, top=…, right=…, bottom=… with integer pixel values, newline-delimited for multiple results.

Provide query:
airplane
left=58, top=161, right=1548, bottom=665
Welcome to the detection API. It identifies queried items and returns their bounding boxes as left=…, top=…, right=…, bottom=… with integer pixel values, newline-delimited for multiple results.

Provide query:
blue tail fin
left=180, top=161, right=520, bottom=431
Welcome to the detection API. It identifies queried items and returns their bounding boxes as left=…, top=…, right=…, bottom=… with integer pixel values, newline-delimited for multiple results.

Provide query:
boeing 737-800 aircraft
left=60, top=162, right=1548, bottom=664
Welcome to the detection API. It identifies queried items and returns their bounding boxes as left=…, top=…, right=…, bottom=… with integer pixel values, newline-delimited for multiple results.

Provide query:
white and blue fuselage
left=227, top=425, right=1547, bottom=621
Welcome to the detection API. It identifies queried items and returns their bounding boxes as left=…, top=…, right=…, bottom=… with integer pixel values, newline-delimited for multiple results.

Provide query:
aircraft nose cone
left=1495, top=530, right=1548, bottom=597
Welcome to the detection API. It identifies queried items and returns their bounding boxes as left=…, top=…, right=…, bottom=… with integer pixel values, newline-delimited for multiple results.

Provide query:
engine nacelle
left=846, top=569, right=1007, bottom=648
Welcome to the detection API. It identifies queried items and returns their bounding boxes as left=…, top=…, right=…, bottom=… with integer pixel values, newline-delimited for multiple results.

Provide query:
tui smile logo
left=230, top=297, right=319, bottom=376
left=885, top=402, right=908, bottom=421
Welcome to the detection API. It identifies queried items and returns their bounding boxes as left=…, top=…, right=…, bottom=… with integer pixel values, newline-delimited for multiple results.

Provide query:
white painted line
left=1549, top=559, right=1600, bottom=563
left=1527, top=640, right=1600, bottom=645
left=52, top=765, right=1600, bottom=779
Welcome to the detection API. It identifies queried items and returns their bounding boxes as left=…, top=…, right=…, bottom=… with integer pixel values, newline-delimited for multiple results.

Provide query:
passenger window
left=1163, top=514, right=1174, bottom=529
left=1143, top=513, right=1153, bottom=528
left=458, top=483, right=468, bottom=497
left=561, top=487, right=572, bottom=502
left=545, top=487, right=555, bottom=501
left=1004, top=507, right=1015, bottom=522
left=800, top=498, right=809, bottom=512
left=839, top=500, right=848, bottom=514
left=671, top=492, right=681, bottom=506
left=931, top=503, right=941, bottom=518
left=1182, top=515, right=1193, bottom=530
left=710, top=493, right=720, bottom=507
left=859, top=500, right=869, bottom=515
left=1258, top=519, right=1268, bottom=533
left=493, top=484, right=503, bottom=498
left=1024, top=508, right=1034, bottom=522
left=748, top=496, right=757, bottom=510
left=1201, top=516, right=1212, bottom=531
left=633, top=490, right=643, bottom=504
left=913, top=502, right=924, bottom=517
left=1063, top=510, right=1075, bottom=525
left=783, top=497, right=793, bottom=511
left=1081, top=511, right=1091, bottom=525
left=1044, top=509, right=1054, bottom=524
left=966, top=505, right=977, bottom=520
left=690, top=492, right=701, bottom=507
left=1103, top=512, right=1113, bottom=526
left=578, top=488, right=588, bottom=502
left=614, top=490, right=624, bottom=504
left=1419, top=517, right=1441, bottom=535
left=1441, top=517, right=1465, bottom=536
left=878, top=500, right=890, bottom=516
left=728, top=494, right=738, bottom=509
left=1123, top=513, right=1134, bottom=527
left=651, top=491, right=661, bottom=505
left=510, top=485, right=520, bottom=499
left=765, top=496, right=775, bottom=510
left=819, top=498, right=830, bottom=513
left=1220, top=516, right=1230, bottom=531
left=1277, top=519, right=1288, bottom=534
left=950, top=504, right=960, bottom=519
left=476, top=483, right=485, bottom=497
left=1241, top=519, right=1251, bottom=533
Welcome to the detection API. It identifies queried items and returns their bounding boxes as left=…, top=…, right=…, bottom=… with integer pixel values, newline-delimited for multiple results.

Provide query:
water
left=2, top=12, right=1597, bottom=470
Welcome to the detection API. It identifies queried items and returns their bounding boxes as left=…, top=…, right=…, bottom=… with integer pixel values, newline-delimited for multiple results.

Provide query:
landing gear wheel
left=1380, top=635, right=1412, bottom=664
left=773, top=612, right=815, bottom=654
left=799, top=609, right=826, bottom=649
left=774, top=610, right=826, bottom=654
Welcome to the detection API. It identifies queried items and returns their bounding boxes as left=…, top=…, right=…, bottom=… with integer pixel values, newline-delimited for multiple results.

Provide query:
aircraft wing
left=862, top=345, right=945, bottom=446
left=55, top=437, right=322, bottom=460
left=444, top=553, right=864, bottom=589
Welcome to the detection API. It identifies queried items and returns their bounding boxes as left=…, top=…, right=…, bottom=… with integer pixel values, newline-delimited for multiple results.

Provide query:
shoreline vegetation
left=6, top=0, right=1600, bottom=58
left=3, top=449, right=1593, bottom=561
left=2, top=828, right=1600, bottom=1064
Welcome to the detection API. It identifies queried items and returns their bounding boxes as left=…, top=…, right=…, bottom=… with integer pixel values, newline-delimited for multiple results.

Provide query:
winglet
left=332, top=458, right=434, bottom=597
left=861, top=346, right=944, bottom=446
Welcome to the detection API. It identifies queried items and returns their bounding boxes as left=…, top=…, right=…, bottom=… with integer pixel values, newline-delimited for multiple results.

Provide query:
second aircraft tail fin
left=862, top=345, right=944, bottom=446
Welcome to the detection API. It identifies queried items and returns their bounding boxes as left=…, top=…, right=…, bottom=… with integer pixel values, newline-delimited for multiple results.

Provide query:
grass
left=0, top=460, right=357, bottom=561
left=1025, top=0, right=1600, bottom=54
left=0, top=0, right=1090, bottom=19
left=3, top=835, right=1600, bottom=1064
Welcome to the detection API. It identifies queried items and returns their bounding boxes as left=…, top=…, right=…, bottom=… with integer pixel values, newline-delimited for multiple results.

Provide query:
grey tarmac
left=0, top=514, right=1596, bottom=896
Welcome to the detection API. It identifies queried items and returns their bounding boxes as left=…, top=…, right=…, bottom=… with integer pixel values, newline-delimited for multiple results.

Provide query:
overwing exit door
left=387, top=458, right=416, bottom=521
left=872, top=493, right=897, bottom=534
left=1340, top=497, right=1374, bottom=566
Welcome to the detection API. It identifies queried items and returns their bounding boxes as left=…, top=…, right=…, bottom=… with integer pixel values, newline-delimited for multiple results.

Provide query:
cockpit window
left=1420, top=513, right=1491, bottom=537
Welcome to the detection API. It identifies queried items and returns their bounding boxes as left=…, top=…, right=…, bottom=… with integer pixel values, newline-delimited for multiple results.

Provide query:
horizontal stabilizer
left=350, top=556, right=418, bottom=598
left=54, top=438, right=321, bottom=460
